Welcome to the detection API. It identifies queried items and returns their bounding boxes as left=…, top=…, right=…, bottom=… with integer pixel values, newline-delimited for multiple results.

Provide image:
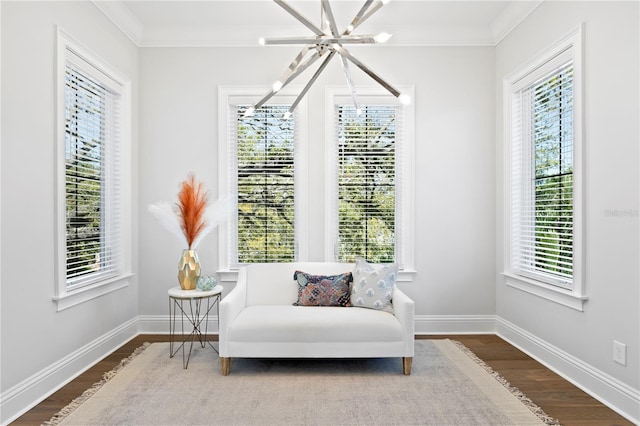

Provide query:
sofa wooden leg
left=402, top=357, right=412, bottom=375
left=220, top=357, right=231, bottom=376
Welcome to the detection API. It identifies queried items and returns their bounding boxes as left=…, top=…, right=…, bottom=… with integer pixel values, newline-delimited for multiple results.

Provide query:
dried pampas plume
left=148, top=173, right=232, bottom=249
left=191, top=195, right=234, bottom=249
left=147, top=202, right=187, bottom=247
left=177, top=174, right=208, bottom=249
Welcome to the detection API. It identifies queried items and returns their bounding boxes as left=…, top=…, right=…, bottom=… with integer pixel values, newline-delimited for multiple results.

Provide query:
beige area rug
left=45, top=340, right=559, bottom=426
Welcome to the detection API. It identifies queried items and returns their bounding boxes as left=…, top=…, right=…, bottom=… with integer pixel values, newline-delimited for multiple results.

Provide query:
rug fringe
left=42, top=342, right=151, bottom=426
left=451, top=340, right=562, bottom=426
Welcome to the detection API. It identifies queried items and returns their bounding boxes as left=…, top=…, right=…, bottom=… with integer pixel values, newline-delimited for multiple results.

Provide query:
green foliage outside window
left=337, top=105, right=396, bottom=263
left=236, top=106, right=295, bottom=263
left=65, top=67, right=105, bottom=281
left=532, top=64, right=574, bottom=279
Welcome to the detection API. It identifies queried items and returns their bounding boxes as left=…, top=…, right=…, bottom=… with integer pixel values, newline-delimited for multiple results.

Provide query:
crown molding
left=94, top=1, right=542, bottom=48
left=491, top=0, right=543, bottom=44
left=91, top=0, right=144, bottom=46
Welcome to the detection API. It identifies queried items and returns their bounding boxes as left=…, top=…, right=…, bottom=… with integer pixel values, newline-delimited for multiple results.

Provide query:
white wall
left=0, top=2, right=139, bottom=422
left=137, top=45, right=497, bottom=323
left=495, top=1, right=639, bottom=421
left=10, top=0, right=638, bottom=423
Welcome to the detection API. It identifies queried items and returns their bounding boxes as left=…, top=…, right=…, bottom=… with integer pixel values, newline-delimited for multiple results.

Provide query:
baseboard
left=496, top=316, right=640, bottom=424
left=136, top=314, right=173, bottom=334
left=137, top=314, right=219, bottom=334
left=0, top=318, right=139, bottom=425
left=137, top=314, right=498, bottom=336
left=414, top=314, right=497, bottom=334
left=4, top=314, right=637, bottom=425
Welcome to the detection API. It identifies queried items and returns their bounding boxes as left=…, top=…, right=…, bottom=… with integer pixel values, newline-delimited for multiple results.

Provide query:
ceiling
left=93, top=0, right=542, bottom=47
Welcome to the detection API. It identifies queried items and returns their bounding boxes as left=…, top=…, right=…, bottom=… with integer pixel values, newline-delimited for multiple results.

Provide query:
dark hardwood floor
left=12, top=334, right=633, bottom=425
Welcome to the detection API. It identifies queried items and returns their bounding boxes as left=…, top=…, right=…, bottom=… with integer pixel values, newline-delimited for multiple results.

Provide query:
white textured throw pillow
left=351, top=257, right=398, bottom=313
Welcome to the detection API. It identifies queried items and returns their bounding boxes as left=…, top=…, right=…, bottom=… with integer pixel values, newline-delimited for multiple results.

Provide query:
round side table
left=168, top=284, right=223, bottom=369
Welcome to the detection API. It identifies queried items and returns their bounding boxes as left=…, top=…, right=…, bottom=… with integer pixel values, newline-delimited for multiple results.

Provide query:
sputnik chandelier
left=244, top=0, right=409, bottom=119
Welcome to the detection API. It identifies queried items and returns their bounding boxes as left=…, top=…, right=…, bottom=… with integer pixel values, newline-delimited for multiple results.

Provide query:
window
left=218, top=87, right=413, bottom=281
left=54, top=29, right=132, bottom=310
left=235, top=105, right=296, bottom=263
left=327, top=88, right=415, bottom=278
left=218, top=88, right=307, bottom=271
left=504, top=27, right=585, bottom=310
left=335, top=104, right=397, bottom=263
left=515, top=63, right=574, bottom=284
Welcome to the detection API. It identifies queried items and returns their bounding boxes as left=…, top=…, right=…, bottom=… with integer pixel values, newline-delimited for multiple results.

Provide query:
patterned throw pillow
left=293, top=271, right=353, bottom=307
left=351, top=257, right=398, bottom=313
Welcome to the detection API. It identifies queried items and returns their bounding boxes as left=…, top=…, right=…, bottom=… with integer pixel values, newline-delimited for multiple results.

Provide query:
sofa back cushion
left=245, top=262, right=354, bottom=306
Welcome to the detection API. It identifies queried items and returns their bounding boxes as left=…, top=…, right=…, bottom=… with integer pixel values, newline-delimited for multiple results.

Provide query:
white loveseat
left=218, top=262, right=415, bottom=375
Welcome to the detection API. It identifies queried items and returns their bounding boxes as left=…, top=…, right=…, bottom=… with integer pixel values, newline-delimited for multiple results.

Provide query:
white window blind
left=511, top=60, right=574, bottom=287
left=231, top=105, right=296, bottom=263
left=64, top=50, right=123, bottom=288
left=335, top=104, right=400, bottom=263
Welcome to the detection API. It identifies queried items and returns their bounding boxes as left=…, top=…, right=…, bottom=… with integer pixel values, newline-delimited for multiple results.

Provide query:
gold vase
left=178, top=249, right=200, bottom=290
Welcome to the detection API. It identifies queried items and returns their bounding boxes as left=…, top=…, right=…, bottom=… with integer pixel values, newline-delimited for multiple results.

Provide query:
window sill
left=502, top=272, right=587, bottom=311
left=397, top=269, right=416, bottom=283
left=217, top=269, right=240, bottom=284
left=53, top=273, right=132, bottom=311
left=217, top=268, right=417, bottom=284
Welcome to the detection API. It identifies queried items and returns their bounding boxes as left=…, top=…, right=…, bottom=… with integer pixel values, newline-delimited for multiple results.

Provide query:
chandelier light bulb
left=356, top=107, right=363, bottom=116
left=244, top=106, right=255, bottom=117
left=258, top=37, right=266, bottom=46
left=272, top=80, right=283, bottom=92
left=382, top=0, right=390, bottom=4
left=283, top=111, right=293, bottom=120
left=398, top=94, right=411, bottom=105
left=373, top=32, right=392, bottom=43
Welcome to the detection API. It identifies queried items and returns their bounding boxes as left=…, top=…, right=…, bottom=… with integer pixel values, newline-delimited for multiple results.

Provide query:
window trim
left=217, top=86, right=308, bottom=277
left=502, top=25, right=586, bottom=310
left=326, top=86, right=416, bottom=282
left=54, top=28, right=133, bottom=311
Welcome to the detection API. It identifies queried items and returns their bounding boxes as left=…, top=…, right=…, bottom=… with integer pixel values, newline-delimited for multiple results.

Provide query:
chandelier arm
left=250, top=90, right=278, bottom=112
left=276, top=45, right=311, bottom=84
left=262, top=37, right=321, bottom=45
left=350, top=0, right=387, bottom=32
left=251, top=50, right=323, bottom=111
left=321, top=0, right=340, bottom=37
left=274, top=0, right=325, bottom=36
left=281, top=50, right=323, bottom=86
left=339, top=55, right=360, bottom=112
left=345, top=0, right=374, bottom=35
left=288, top=51, right=336, bottom=115
left=263, top=36, right=376, bottom=45
left=334, top=45, right=401, bottom=98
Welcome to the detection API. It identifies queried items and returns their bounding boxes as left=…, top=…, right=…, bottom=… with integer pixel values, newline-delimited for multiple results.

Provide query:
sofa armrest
left=219, top=267, right=248, bottom=356
left=392, top=287, right=415, bottom=356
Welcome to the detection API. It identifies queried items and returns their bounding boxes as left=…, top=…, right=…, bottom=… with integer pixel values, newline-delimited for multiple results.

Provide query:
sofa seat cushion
left=228, top=305, right=403, bottom=343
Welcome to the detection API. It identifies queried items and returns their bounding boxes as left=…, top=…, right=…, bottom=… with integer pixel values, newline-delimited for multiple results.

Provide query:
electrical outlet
left=613, top=341, right=627, bottom=366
